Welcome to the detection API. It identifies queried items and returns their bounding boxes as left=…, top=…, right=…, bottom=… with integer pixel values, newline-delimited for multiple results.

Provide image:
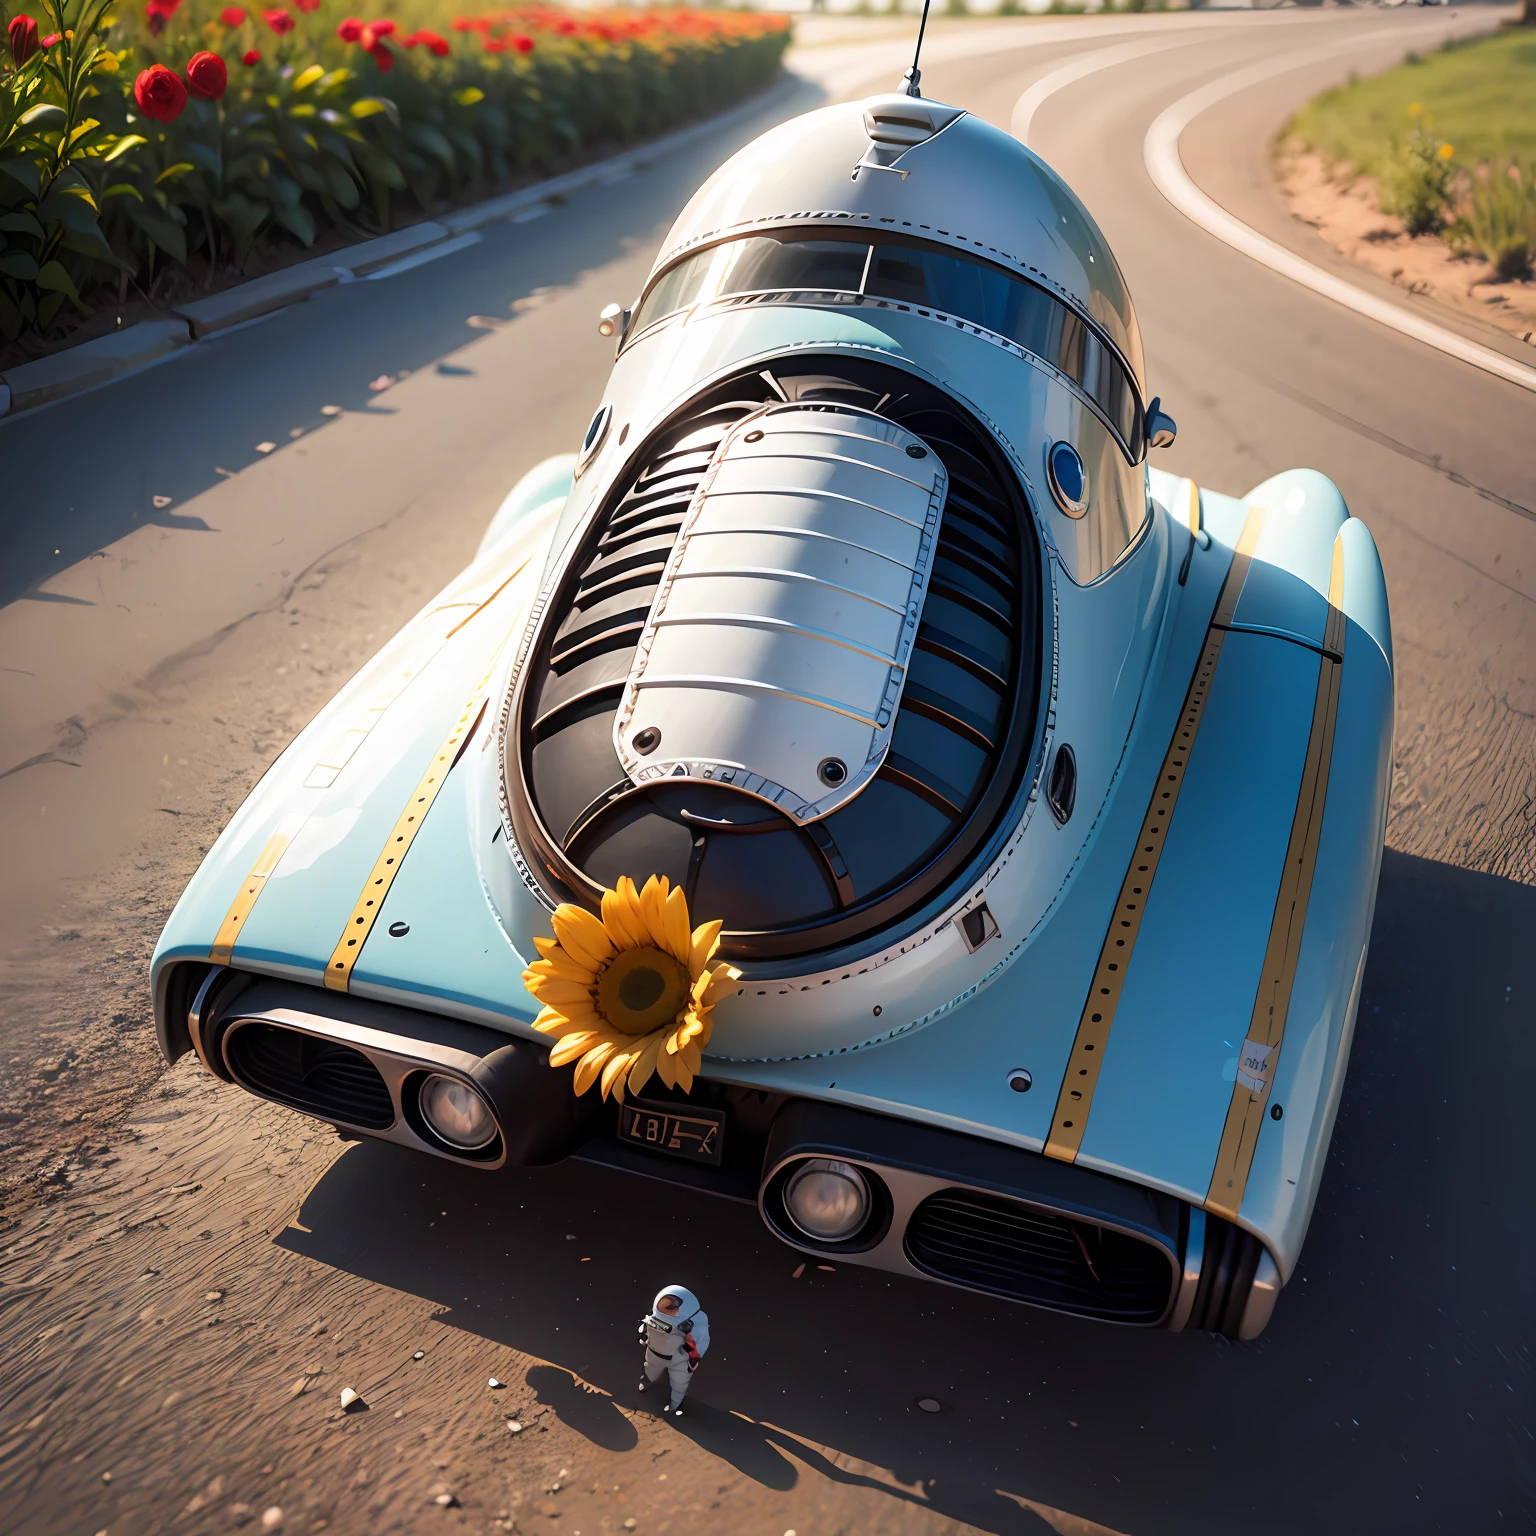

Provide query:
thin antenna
left=900, top=0, right=933, bottom=99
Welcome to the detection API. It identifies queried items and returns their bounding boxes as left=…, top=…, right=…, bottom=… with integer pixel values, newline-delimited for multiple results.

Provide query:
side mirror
left=598, top=302, right=630, bottom=341
left=1146, top=396, right=1177, bottom=451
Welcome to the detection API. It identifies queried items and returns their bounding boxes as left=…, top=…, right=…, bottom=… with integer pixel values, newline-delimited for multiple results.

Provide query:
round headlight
left=784, top=1158, right=870, bottom=1242
left=418, top=1074, right=496, bottom=1151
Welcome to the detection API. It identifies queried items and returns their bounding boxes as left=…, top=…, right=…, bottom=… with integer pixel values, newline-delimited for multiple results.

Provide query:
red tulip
left=186, top=49, right=227, bottom=99
left=511, top=33, right=532, bottom=54
left=7, top=14, right=39, bottom=64
left=146, top=0, right=183, bottom=20
left=262, top=7, right=293, bottom=35
left=366, top=17, right=395, bottom=37
left=40, top=30, right=59, bottom=46
left=242, top=46, right=261, bottom=63
left=336, top=16, right=363, bottom=40
left=408, top=28, right=448, bottom=57
left=482, top=34, right=505, bottom=52
left=293, top=0, right=321, bottom=11
left=134, top=63, right=188, bottom=123
left=369, top=40, right=393, bottom=71
left=219, top=6, right=246, bottom=23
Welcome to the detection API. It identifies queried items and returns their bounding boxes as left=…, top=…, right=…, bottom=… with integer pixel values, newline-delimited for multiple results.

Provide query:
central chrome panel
left=613, top=402, right=949, bottom=823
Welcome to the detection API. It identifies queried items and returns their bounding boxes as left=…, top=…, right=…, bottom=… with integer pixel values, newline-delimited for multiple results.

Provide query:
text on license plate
left=619, top=1101, right=725, bottom=1167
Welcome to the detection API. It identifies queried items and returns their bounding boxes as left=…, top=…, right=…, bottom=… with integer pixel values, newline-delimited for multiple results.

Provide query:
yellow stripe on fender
left=1045, top=507, right=1264, bottom=1163
left=323, top=693, right=486, bottom=992
left=1205, top=531, right=1347, bottom=1220
left=209, top=831, right=293, bottom=966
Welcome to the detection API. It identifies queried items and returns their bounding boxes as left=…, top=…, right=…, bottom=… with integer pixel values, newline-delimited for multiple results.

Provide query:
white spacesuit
left=637, top=1284, right=710, bottom=1416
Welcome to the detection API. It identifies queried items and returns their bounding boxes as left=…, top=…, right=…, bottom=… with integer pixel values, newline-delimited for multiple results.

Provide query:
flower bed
left=0, top=0, right=791, bottom=350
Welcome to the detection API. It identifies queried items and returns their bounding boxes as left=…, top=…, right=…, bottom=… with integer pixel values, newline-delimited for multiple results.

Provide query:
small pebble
left=288, top=428, right=303, bottom=440
left=507, top=1421, right=523, bottom=1434
left=917, top=1397, right=941, bottom=1413
left=623, top=1520, right=637, bottom=1531
left=565, top=1234, right=577, bottom=1241
left=205, top=1290, right=224, bottom=1302
left=261, top=1509, right=284, bottom=1530
left=256, top=441, right=276, bottom=454
left=152, top=494, right=172, bottom=508
left=289, top=1379, right=308, bottom=1398
left=433, top=1493, right=456, bottom=1507
left=413, top=1351, right=425, bottom=1360
left=339, top=1387, right=362, bottom=1411
left=791, top=1263, right=805, bottom=1279
left=817, top=1264, right=835, bottom=1272
left=101, top=1471, right=111, bottom=1483
left=368, top=375, right=393, bottom=392
left=488, top=1377, right=504, bottom=1389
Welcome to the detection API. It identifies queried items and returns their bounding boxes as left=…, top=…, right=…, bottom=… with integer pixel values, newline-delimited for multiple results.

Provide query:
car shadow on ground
left=278, top=848, right=1532, bottom=1535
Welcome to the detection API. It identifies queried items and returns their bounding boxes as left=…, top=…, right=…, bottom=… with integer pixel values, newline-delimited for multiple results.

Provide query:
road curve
left=1, top=13, right=1530, bottom=1536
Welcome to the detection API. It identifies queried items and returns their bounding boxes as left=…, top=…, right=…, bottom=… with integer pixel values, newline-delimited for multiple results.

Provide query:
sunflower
left=523, top=875, right=741, bottom=1101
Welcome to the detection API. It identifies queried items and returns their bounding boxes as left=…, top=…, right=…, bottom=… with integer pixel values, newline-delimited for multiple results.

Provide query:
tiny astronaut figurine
left=637, top=1284, right=710, bottom=1417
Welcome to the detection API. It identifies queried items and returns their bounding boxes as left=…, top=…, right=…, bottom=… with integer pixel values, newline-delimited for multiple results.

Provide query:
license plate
left=618, top=1100, right=725, bottom=1167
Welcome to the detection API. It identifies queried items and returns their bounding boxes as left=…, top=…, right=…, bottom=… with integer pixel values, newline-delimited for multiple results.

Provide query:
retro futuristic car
left=151, top=87, right=1392, bottom=1340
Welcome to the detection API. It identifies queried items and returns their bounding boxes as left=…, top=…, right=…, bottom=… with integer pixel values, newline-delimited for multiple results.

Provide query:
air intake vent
left=904, top=1188, right=1173, bottom=1324
left=226, top=1023, right=394, bottom=1131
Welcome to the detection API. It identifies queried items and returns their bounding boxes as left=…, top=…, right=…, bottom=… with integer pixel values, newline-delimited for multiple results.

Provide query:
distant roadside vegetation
left=1286, top=29, right=1536, bottom=278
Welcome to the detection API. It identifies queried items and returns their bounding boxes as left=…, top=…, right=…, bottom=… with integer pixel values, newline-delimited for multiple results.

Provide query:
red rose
left=242, top=46, right=260, bottom=63
left=511, top=32, right=532, bottom=54
left=219, top=6, right=246, bottom=23
left=134, top=63, right=188, bottom=123
left=262, top=8, right=293, bottom=34
left=336, top=16, right=362, bottom=40
left=369, top=40, right=393, bottom=71
left=7, top=14, right=39, bottom=64
left=186, top=49, right=227, bottom=99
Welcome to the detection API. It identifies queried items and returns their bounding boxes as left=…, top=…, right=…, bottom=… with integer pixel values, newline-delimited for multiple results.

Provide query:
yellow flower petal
left=626, top=1031, right=666, bottom=1096
left=549, top=1030, right=606, bottom=1067
left=672, top=1048, right=695, bottom=1094
left=662, top=884, right=693, bottom=965
left=604, top=880, right=648, bottom=950
left=535, top=1006, right=603, bottom=1038
left=526, top=949, right=597, bottom=987
left=638, top=874, right=673, bottom=953
left=688, top=919, right=722, bottom=979
left=524, top=975, right=597, bottom=1008
left=573, top=1041, right=616, bottom=1095
left=655, top=1042, right=679, bottom=1090
left=552, top=904, right=615, bottom=971
left=600, top=1048, right=635, bottom=1101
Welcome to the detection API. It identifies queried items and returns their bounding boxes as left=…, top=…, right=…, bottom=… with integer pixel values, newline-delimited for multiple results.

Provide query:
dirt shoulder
left=1276, top=147, right=1536, bottom=348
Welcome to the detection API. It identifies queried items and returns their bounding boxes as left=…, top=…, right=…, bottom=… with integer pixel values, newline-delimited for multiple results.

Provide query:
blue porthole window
left=1046, top=440, right=1089, bottom=518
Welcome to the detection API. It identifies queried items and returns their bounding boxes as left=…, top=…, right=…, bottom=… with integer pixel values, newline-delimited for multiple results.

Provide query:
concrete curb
left=0, top=74, right=801, bottom=421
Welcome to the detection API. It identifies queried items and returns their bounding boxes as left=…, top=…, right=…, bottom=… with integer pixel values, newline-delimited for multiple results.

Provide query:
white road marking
left=1011, top=19, right=1536, bottom=395
left=1142, top=47, right=1536, bottom=396
left=364, top=230, right=484, bottom=281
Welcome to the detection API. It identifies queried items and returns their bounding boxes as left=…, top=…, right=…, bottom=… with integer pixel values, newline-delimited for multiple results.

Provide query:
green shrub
left=1379, top=118, right=1456, bottom=235
left=1453, top=163, right=1536, bottom=280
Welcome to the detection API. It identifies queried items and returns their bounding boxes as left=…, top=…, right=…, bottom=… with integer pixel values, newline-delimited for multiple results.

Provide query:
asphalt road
left=1, top=10, right=1531, bottom=1536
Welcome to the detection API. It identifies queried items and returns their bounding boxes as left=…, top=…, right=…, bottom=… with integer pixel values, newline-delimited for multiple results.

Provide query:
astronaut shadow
left=277, top=847, right=1532, bottom=1535
left=524, top=1364, right=637, bottom=1452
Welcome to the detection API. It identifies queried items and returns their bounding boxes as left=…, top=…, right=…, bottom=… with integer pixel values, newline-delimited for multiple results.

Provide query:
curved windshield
left=630, top=229, right=1143, bottom=458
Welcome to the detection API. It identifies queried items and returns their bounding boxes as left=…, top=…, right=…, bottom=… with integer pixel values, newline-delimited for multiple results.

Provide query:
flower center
left=597, top=947, right=688, bottom=1036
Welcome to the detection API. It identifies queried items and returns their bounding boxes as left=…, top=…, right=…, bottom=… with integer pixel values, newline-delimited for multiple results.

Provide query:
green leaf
left=59, top=223, right=120, bottom=265
left=270, top=197, right=316, bottom=247
left=67, top=118, right=102, bottom=149
left=36, top=191, right=102, bottom=235
left=350, top=98, right=393, bottom=122
left=0, top=250, right=40, bottom=280
left=454, top=88, right=485, bottom=107
left=102, top=134, right=148, bottom=163
left=288, top=103, right=318, bottom=120
left=155, top=162, right=196, bottom=185
left=291, top=64, right=326, bottom=92
left=122, top=198, right=187, bottom=262
left=35, top=259, right=82, bottom=302
left=405, top=123, right=455, bottom=171
left=321, top=158, right=360, bottom=210
left=102, top=182, right=143, bottom=201
left=185, top=143, right=222, bottom=177
left=39, top=290, right=66, bottom=327
left=0, top=211, right=44, bottom=238
left=1, top=159, right=43, bottom=197
left=20, top=105, right=67, bottom=132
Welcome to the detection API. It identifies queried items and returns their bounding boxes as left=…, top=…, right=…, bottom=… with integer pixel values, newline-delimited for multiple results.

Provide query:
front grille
left=225, top=1023, right=394, bottom=1130
left=904, top=1188, right=1173, bottom=1324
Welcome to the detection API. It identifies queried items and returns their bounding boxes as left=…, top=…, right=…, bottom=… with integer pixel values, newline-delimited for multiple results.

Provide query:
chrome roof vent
left=856, top=94, right=965, bottom=180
